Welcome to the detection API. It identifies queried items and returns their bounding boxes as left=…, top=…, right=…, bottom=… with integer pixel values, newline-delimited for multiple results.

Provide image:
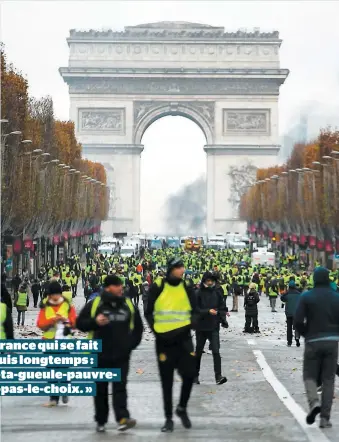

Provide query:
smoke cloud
left=164, top=176, right=206, bottom=235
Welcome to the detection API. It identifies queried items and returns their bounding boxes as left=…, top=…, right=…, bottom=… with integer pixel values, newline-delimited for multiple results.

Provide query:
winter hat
left=313, top=267, right=330, bottom=286
left=288, top=281, right=296, bottom=288
left=202, top=271, right=215, bottom=284
left=103, top=275, right=123, bottom=287
left=48, top=281, right=62, bottom=295
left=167, top=257, right=184, bottom=275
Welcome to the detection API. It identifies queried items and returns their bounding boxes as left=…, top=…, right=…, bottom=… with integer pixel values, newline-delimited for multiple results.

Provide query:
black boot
left=175, top=406, right=192, bottom=429
left=216, top=375, right=227, bottom=385
left=161, top=419, right=174, bottom=433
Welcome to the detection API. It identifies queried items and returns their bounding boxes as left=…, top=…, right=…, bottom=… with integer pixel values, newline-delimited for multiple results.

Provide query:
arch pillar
left=81, top=144, right=144, bottom=236
left=205, top=144, right=280, bottom=234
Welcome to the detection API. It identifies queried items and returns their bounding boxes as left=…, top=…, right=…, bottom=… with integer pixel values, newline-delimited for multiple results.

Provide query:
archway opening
left=140, top=116, right=206, bottom=234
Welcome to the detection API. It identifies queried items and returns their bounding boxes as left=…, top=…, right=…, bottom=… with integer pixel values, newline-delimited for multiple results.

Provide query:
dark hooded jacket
left=195, top=272, right=228, bottom=331
left=244, top=289, right=260, bottom=315
left=294, top=267, right=339, bottom=342
left=281, top=282, right=301, bottom=317
left=77, top=291, right=143, bottom=360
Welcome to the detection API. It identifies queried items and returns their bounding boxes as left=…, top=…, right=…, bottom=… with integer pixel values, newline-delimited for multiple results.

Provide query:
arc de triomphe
left=60, top=21, right=288, bottom=235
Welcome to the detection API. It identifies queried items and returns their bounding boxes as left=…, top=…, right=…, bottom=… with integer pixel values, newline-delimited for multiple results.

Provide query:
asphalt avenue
left=2, top=296, right=338, bottom=442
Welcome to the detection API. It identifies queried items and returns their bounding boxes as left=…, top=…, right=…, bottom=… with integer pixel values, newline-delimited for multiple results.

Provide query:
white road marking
left=247, top=339, right=257, bottom=346
left=253, top=349, right=331, bottom=442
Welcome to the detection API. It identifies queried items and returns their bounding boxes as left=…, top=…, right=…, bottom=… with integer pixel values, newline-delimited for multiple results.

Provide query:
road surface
left=2, top=293, right=338, bottom=442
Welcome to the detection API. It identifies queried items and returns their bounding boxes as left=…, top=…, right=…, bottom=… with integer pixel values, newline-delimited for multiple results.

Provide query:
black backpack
left=246, top=292, right=257, bottom=306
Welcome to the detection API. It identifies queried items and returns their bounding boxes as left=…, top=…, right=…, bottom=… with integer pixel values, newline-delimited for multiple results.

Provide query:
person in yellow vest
left=77, top=275, right=143, bottom=433
left=145, top=257, right=197, bottom=433
left=0, top=301, right=14, bottom=339
left=37, top=281, right=76, bottom=407
left=70, top=271, right=78, bottom=298
left=14, top=284, right=29, bottom=327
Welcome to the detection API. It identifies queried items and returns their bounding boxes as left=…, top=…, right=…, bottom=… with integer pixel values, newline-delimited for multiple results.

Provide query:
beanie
left=288, top=280, right=296, bottom=288
left=48, top=281, right=62, bottom=295
left=167, top=257, right=184, bottom=275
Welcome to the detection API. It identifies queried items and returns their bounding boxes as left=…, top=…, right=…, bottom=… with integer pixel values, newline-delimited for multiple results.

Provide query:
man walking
left=295, top=267, right=339, bottom=428
left=281, top=280, right=301, bottom=347
left=77, top=275, right=143, bottom=433
left=194, top=272, right=228, bottom=385
left=145, top=257, right=197, bottom=433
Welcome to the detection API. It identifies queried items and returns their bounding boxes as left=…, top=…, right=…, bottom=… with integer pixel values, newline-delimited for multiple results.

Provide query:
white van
left=228, top=241, right=247, bottom=251
left=251, top=251, right=275, bottom=266
left=208, top=235, right=227, bottom=249
left=120, top=244, right=136, bottom=258
left=98, top=244, right=114, bottom=256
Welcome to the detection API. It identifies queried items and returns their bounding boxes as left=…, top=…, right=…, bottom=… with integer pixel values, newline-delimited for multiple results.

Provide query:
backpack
left=246, top=292, right=257, bottom=306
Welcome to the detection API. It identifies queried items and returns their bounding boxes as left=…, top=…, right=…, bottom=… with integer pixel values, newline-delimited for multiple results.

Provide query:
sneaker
left=206, top=349, right=212, bottom=355
left=317, top=386, right=322, bottom=394
left=193, top=377, right=200, bottom=385
left=216, top=375, right=227, bottom=385
left=175, top=406, right=192, bottom=429
left=96, top=425, right=106, bottom=433
left=319, top=417, right=332, bottom=428
left=43, top=400, right=58, bottom=407
left=62, top=396, right=69, bottom=404
left=296, top=340, right=300, bottom=347
left=117, top=418, right=136, bottom=431
left=161, top=419, right=174, bottom=432
left=287, top=343, right=292, bottom=347
left=306, top=405, right=321, bottom=425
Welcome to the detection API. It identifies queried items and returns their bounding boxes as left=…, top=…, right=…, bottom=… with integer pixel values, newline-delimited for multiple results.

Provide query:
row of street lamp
left=0, top=119, right=109, bottom=189
left=254, top=151, right=339, bottom=185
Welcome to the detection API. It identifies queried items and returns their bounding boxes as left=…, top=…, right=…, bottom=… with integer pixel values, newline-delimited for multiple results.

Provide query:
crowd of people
left=1, top=244, right=339, bottom=432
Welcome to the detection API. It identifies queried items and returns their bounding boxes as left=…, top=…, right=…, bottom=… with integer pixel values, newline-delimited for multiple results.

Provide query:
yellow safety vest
left=43, top=302, right=71, bottom=339
left=221, top=284, right=228, bottom=296
left=16, top=291, right=27, bottom=307
left=87, top=296, right=135, bottom=340
left=153, top=282, right=191, bottom=334
left=0, top=303, right=7, bottom=339
left=65, top=276, right=72, bottom=287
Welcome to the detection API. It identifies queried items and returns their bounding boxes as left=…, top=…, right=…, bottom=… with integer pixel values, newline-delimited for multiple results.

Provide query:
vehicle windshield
left=207, top=244, right=220, bottom=250
left=121, top=248, right=133, bottom=254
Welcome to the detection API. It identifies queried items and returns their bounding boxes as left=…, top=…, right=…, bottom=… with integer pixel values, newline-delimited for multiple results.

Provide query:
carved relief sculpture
left=79, top=108, right=125, bottom=133
left=223, top=109, right=270, bottom=134
left=69, top=78, right=281, bottom=96
left=227, top=163, right=257, bottom=214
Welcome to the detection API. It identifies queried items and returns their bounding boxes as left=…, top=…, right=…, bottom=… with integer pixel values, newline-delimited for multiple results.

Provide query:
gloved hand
left=221, top=320, right=229, bottom=329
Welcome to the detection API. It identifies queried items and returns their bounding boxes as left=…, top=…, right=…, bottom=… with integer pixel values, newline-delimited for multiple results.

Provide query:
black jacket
left=1, top=283, right=12, bottom=312
left=77, top=291, right=143, bottom=360
left=31, top=283, right=40, bottom=297
left=2, top=305, right=14, bottom=339
left=195, top=285, right=228, bottom=331
left=145, top=277, right=197, bottom=342
left=244, top=290, right=260, bottom=314
left=294, top=267, right=339, bottom=342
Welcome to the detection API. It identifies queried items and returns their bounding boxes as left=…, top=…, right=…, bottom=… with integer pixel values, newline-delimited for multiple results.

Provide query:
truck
left=184, top=237, right=202, bottom=252
left=251, top=251, right=275, bottom=266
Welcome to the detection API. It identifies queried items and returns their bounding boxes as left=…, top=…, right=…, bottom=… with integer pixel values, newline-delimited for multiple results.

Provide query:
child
left=243, top=283, right=260, bottom=333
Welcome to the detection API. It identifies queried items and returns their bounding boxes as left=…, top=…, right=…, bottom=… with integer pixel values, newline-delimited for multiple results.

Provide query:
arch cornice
left=133, top=101, right=214, bottom=145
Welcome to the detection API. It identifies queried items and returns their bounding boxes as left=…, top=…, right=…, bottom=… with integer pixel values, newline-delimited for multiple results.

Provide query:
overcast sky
left=2, top=1, right=339, bottom=232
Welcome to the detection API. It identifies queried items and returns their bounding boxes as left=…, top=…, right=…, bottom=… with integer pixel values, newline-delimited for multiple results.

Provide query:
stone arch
left=133, top=102, right=214, bottom=145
